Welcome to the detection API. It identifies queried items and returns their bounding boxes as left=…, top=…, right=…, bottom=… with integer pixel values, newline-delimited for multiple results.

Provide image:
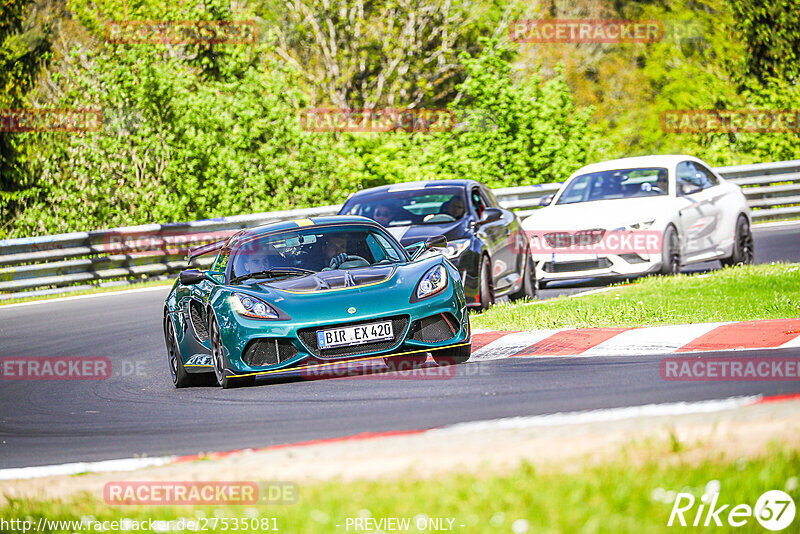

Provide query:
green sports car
left=163, top=215, right=471, bottom=388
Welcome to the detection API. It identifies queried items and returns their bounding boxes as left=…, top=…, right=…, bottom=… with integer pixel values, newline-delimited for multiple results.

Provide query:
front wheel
left=165, top=314, right=206, bottom=388
left=432, top=343, right=471, bottom=365
left=660, top=226, right=680, bottom=275
left=721, top=215, right=754, bottom=267
left=478, top=255, right=495, bottom=310
left=209, top=313, right=253, bottom=388
left=510, top=255, right=538, bottom=301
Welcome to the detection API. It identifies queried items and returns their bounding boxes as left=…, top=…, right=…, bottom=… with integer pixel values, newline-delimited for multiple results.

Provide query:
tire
left=721, top=215, right=754, bottom=267
left=432, top=343, right=472, bottom=365
left=510, top=255, right=538, bottom=301
left=383, top=354, right=428, bottom=372
left=478, top=255, right=495, bottom=310
left=165, top=314, right=207, bottom=388
left=209, top=313, right=254, bottom=389
left=660, top=225, right=680, bottom=275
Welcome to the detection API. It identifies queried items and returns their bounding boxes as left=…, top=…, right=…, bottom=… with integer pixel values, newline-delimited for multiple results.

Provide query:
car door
left=675, top=161, right=722, bottom=260
left=472, top=185, right=514, bottom=293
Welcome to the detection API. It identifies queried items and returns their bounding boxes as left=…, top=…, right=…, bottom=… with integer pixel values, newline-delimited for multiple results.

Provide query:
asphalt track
left=1, top=222, right=799, bottom=469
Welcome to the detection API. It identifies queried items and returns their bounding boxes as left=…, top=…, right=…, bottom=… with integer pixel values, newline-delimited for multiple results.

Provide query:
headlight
left=415, top=264, right=448, bottom=300
left=230, top=293, right=279, bottom=319
left=443, top=239, right=470, bottom=259
left=613, top=219, right=655, bottom=231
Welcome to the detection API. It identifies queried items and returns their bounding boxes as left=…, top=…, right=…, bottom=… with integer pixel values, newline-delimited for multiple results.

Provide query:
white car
left=521, top=155, right=753, bottom=287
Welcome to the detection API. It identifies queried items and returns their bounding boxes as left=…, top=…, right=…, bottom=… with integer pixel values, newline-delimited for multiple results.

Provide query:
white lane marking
left=428, top=396, right=761, bottom=435
left=0, top=456, right=174, bottom=480
left=581, top=322, right=729, bottom=356
left=0, top=285, right=172, bottom=311
left=470, top=330, right=562, bottom=361
left=779, top=333, right=800, bottom=349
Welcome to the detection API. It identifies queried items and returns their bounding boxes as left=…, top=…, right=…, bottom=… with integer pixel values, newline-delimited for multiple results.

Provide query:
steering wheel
left=328, top=254, right=370, bottom=269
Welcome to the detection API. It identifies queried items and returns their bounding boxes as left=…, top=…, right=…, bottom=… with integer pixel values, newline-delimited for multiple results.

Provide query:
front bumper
left=534, top=252, right=663, bottom=283
left=217, top=286, right=470, bottom=378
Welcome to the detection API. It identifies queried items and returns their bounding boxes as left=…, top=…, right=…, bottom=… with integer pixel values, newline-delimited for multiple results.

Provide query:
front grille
left=411, top=313, right=457, bottom=343
left=543, top=258, right=612, bottom=273
left=242, top=338, right=298, bottom=366
left=189, top=301, right=208, bottom=341
left=298, top=316, right=408, bottom=358
left=544, top=229, right=605, bottom=248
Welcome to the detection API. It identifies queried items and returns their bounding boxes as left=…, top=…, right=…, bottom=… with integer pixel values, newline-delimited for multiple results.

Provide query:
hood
left=237, top=265, right=395, bottom=294
left=386, top=218, right=469, bottom=246
left=522, top=197, right=674, bottom=231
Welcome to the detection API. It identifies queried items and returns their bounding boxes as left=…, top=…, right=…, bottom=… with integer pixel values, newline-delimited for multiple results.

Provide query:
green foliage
left=730, top=0, right=800, bottom=83
left=0, top=0, right=54, bottom=233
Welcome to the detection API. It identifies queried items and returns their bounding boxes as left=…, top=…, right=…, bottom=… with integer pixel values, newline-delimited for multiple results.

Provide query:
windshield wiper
left=231, top=267, right=315, bottom=284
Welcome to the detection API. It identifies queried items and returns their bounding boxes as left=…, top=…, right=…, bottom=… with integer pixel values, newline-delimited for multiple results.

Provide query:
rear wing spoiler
left=187, top=240, right=226, bottom=262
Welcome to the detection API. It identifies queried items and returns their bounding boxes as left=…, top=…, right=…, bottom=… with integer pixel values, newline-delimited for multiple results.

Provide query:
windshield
left=556, top=167, right=669, bottom=205
left=228, top=225, right=405, bottom=281
left=341, top=186, right=468, bottom=226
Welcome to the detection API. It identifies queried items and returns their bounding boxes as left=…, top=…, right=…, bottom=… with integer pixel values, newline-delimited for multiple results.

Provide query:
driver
left=441, top=196, right=466, bottom=219
left=323, top=233, right=349, bottom=269
left=655, top=169, right=668, bottom=193
left=239, top=253, right=269, bottom=275
left=372, top=204, right=395, bottom=226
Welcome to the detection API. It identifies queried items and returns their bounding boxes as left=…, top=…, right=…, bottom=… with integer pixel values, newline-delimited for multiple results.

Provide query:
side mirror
left=474, top=207, right=503, bottom=229
left=539, top=194, right=554, bottom=207
left=680, top=183, right=703, bottom=196
left=424, top=235, right=447, bottom=249
left=179, top=269, right=206, bottom=285
left=405, top=235, right=448, bottom=261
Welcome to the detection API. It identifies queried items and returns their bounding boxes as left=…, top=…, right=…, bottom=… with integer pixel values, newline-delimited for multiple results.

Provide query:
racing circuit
left=1, top=222, right=799, bottom=470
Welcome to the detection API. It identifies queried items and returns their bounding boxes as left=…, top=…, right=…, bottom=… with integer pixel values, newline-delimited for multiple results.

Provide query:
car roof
left=347, top=179, right=479, bottom=197
left=230, top=215, right=380, bottom=240
left=569, top=155, right=706, bottom=177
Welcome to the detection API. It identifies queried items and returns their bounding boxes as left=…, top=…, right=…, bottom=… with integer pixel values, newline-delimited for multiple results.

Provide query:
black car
left=339, top=180, right=537, bottom=308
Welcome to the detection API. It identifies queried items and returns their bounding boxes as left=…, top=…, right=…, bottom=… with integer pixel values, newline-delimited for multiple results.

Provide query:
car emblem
left=347, top=307, right=357, bottom=314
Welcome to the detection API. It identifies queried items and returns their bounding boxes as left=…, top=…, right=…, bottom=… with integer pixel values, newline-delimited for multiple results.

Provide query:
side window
left=481, top=186, right=500, bottom=207
left=211, top=248, right=230, bottom=281
left=694, top=163, right=719, bottom=187
left=470, top=187, right=486, bottom=216
left=676, top=161, right=705, bottom=194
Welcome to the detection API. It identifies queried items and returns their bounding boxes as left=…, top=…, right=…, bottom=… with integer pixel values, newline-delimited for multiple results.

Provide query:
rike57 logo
left=668, top=489, right=795, bottom=530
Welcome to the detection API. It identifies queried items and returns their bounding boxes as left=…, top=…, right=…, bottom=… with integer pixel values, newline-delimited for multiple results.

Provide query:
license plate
left=317, top=321, right=394, bottom=349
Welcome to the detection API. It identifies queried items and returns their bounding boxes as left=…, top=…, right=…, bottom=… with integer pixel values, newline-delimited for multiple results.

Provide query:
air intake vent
left=189, top=301, right=209, bottom=341
left=411, top=313, right=457, bottom=343
left=243, top=339, right=298, bottom=367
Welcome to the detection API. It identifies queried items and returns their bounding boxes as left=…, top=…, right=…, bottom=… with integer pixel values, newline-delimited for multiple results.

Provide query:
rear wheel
left=432, top=343, right=471, bottom=365
left=478, top=255, right=495, bottom=310
left=660, top=226, right=680, bottom=275
left=721, top=215, right=754, bottom=267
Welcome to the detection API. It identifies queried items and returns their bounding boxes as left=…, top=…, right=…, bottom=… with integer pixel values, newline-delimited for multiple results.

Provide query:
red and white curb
left=470, top=318, right=800, bottom=361
left=3, top=393, right=799, bottom=481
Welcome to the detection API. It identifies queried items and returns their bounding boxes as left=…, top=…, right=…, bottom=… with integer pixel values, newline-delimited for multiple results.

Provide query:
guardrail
left=2, top=159, right=799, bottom=299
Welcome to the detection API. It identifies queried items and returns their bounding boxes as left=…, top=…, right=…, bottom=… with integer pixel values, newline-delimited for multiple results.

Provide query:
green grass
left=0, top=278, right=174, bottom=306
left=473, top=263, right=800, bottom=331
left=2, top=442, right=797, bottom=533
